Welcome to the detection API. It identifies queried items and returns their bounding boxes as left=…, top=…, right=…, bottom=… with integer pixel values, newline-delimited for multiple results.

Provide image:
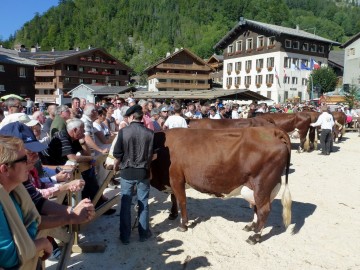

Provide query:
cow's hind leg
left=168, top=194, right=178, bottom=220
left=246, top=200, right=271, bottom=245
left=243, top=206, right=257, bottom=232
left=170, top=177, right=188, bottom=232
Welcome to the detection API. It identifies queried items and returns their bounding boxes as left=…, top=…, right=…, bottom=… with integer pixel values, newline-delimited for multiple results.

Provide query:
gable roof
left=206, top=54, right=224, bottom=63
left=144, top=48, right=214, bottom=72
left=19, top=47, right=132, bottom=71
left=328, top=50, right=344, bottom=68
left=68, top=84, right=135, bottom=95
left=214, top=18, right=341, bottom=50
left=0, top=47, right=38, bottom=66
left=340, top=32, right=360, bottom=48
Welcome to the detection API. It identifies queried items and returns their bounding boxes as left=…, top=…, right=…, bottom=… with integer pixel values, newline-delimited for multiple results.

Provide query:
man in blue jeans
left=113, top=104, right=154, bottom=244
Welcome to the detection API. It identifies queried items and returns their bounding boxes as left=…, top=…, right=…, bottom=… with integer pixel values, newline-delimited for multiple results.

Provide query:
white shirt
left=112, top=108, right=123, bottom=123
left=209, top=113, right=221, bottom=119
left=311, top=112, right=334, bottom=130
left=164, top=115, right=188, bottom=129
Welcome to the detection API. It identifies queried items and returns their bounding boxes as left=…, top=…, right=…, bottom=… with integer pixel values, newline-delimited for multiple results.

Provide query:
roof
left=144, top=48, right=214, bottom=72
left=340, top=32, right=360, bottom=48
left=68, top=84, right=136, bottom=95
left=214, top=18, right=341, bottom=50
left=328, top=50, right=344, bottom=68
left=115, top=88, right=271, bottom=101
left=19, top=47, right=132, bottom=71
left=0, top=47, right=38, bottom=66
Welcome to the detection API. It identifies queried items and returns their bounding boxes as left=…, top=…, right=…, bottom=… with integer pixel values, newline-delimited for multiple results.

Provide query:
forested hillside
left=3, top=0, right=360, bottom=74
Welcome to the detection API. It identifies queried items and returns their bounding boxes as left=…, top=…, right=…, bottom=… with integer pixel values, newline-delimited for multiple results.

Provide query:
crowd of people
left=1, top=93, right=359, bottom=269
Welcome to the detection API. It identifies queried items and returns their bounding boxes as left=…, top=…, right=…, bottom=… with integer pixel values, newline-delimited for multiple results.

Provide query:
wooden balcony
left=35, top=82, right=56, bottom=89
left=156, top=82, right=210, bottom=89
left=35, top=70, right=55, bottom=76
left=34, top=94, right=57, bottom=103
left=157, top=63, right=211, bottom=72
left=148, top=72, right=209, bottom=80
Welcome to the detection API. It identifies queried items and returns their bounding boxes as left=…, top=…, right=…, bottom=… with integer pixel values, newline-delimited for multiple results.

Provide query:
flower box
left=266, top=83, right=272, bottom=87
left=235, top=50, right=242, bottom=55
left=256, top=46, right=264, bottom=51
left=235, top=70, right=240, bottom=74
left=256, top=83, right=261, bottom=88
left=235, top=84, right=240, bottom=88
left=267, top=45, right=275, bottom=49
left=226, top=85, right=231, bottom=89
left=246, top=49, right=253, bottom=53
left=227, top=71, right=231, bottom=75
left=267, top=67, right=273, bottom=71
left=256, top=67, right=262, bottom=73
left=245, top=68, right=251, bottom=74
left=245, top=84, right=250, bottom=88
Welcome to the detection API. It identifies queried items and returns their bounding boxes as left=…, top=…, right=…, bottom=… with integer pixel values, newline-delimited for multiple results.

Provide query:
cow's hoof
left=177, top=226, right=188, bottom=232
left=246, top=234, right=260, bottom=245
left=243, top=224, right=255, bottom=232
left=168, top=213, right=178, bottom=220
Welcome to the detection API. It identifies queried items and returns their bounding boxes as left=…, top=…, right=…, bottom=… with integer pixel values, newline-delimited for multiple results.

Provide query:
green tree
left=344, top=85, right=360, bottom=108
left=309, top=67, right=338, bottom=96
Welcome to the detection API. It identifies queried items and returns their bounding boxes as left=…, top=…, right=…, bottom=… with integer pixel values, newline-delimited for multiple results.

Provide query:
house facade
left=0, top=47, right=37, bottom=99
left=19, top=47, right=132, bottom=103
left=206, top=54, right=223, bottom=86
left=214, top=18, right=340, bottom=103
left=144, top=48, right=214, bottom=92
left=340, top=32, right=360, bottom=91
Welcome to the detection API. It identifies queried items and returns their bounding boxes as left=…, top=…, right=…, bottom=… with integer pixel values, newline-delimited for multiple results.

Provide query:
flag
left=300, top=61, right=311, bottom=70
left=274, top=67, right=279, bottom=79
left=283, top=68, right=287, bottom=78
left=311, top=58, right=320, bottom=70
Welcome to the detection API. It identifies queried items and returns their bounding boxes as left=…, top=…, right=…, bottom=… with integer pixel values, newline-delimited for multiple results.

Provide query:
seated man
left=41, top=118, right=115, bottom=214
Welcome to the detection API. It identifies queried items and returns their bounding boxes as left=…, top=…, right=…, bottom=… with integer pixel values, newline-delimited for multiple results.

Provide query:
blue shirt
left=0, top=193, right=38, bottom=268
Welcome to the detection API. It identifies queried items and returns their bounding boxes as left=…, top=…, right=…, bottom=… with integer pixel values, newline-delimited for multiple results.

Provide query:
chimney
left=51, top=47, right=55, bottom=52
left=88, top=45, right=92, bottom=49
left=166, top=52, right=171, bottom=57
left=174, top=48, right=179, bottom=53
left=239, top=16, right=245, bottom=25
left=296, top=25, right=300, bottom=31
left=30, top=46, right=37, bottom=53
left=76, top=47, right=79, bottom=51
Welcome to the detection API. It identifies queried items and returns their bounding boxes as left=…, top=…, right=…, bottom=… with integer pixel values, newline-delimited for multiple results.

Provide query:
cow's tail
left=303, top=127, right=311, bottom=152
left=281, top=148, right=292, bottom=228
left=314, top=127, right=318, bottom=150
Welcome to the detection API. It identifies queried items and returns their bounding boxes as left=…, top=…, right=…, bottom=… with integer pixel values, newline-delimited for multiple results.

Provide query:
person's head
left=30, top=123, right=42, bottom=140
left=102, top=102, right=114, bottom=115
left=0, top=122, right=47, bottom=170
left=80, top=98, right=87, bottom=109
left=138, top=99, right=149, bottom=113
left=124, top=104, right=143, bottom=122
left=0, top=136, right=29, bottom=190
left=96, top=108, right=107, bottom=121
left=219, top=106, right=226, bottom=115
left=83, top=103, right=98, bottom=121
left=209, top=106, right=217, bottom=116
left=147, top=101, right=154, bottom=111
left=173, top=103, right=182, bottom=114
left=120, top=106, right=130, bottom=119
left=5, top=98, right=23, bottom=114
left=72, top=97, right=80, bottom=109
left=56, top=105, right=71, bottom=120
left=160, top=106, right=169, bottom=118
left=115, top=98, right=125, bottom=108
left=47, top=104, right=57, bottom=118
left=151, top=108, right=160, bottom=120
left=66, top=118, right=85, bottom=140
left=187, top=102, right=195, bottom=112
left=32, top=111, right=46, bottom=124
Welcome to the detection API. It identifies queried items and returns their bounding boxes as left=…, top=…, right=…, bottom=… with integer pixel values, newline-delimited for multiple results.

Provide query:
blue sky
left=0, top=0, right=59, bottom=40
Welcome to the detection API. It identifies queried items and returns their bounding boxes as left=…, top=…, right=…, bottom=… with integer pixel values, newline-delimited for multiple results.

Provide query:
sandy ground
left=46, top=131, right=360, bottom=270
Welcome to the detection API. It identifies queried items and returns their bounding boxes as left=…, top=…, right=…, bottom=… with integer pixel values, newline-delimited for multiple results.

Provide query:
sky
left=0, top=0, right=59, bottom=40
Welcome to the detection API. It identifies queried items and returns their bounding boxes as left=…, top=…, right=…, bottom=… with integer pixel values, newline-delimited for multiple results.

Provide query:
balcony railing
left=149, top=72, right=209, bottom=80
left=155, top=82, right=210, bottom=89
left=157, top=63, right=211, bottom=71
left=35, top=82, right=55, bottom=89
left=34, top=70, right=55, bottom=76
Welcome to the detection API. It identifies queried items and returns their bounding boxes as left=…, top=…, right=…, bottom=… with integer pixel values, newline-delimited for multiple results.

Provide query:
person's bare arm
left=84, top=135, right=108, bottom=154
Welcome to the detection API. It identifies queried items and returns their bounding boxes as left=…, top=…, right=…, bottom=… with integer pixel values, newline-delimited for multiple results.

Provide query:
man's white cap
left=0, top=113, right=39, bottom=129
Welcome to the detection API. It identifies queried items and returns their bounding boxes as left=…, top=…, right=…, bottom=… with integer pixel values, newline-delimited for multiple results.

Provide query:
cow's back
left=188, top=118, right=275, bottom=129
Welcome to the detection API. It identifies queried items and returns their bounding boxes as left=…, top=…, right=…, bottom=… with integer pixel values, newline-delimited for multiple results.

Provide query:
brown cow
left=150, top=127, right=292, bottom=244
left=257, top=112, right=312, bottom=152
left=187, top=117, right=275, bottom=129
left=332, top=111, right=346, bottom=142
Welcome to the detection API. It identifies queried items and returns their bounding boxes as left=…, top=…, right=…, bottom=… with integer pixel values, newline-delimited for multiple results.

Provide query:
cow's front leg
left=168, top=193, right=178, bottom=220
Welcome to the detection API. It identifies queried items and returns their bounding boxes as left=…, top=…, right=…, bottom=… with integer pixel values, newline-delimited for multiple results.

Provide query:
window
left=228, top=44, right=234, bottom=54
left=285, top=40, right=292, bottom=48
left=19, top=67, right=26, bottom=78
left=92, top=79, right=97, bottom=84
left=0, top=65, right=4, bottom=72
left=79, top=78, right=84, bottom=84
left=301, top=59, right=309, bottom=68
left=268, top=37, right=276, bottom=46
left=267, top=57, right=274, bottom=68
left=284, top=91, right=288, bottom=102
left=302, top=42, right=309, bottom=51
left=227, top=63, right=233, bottom=74
left=302, top=78, right=308, bottom=85
left=235, top=76, right=241, bottom=86
left=0, top=85, right=5, bottom=91
left=293, top=41, right=300, bottom=49
left=256, top=59, right=264, bottom=69
left=115, top=70, right=120, bottom=75
left=236, top=41, right=242, bottom=52
left=292, top=77, right=298, bottom=84
left=284, top=57, right=291, bottom=68
left=244, top=76, right=251, bottom=86
left=246, top=38, right=253, bottom=50
left=64, top=77, right=70, bottom=83
left=226, top=77, right=233, bottom=86
left=245, top=60, right=252, bottom=71
left=255, top=75, right=263, bottom=84
left=79, top=66, right=84, bottom=72
left=283, top=77, right=290, bottom=84
left=318, top=45, right=324, bottom=53
left=310, top=44, right=317, bottom=52
left=257, top=36, right=264, bottom=48
left=348, top=48, right=356, bottom=56
left=266, top=74, right=274, bottom=84
left=267, top=91, right=271, bottom=99
left=292, top=58, right=299, bottom=69
left=235, top=62, right=242, bottom=72
left=115, top=81, right=119, bottom=86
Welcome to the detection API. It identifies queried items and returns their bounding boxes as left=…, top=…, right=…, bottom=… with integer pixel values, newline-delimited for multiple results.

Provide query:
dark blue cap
left=124, top=104, right=143, bottom=117
left=0, top=122, right=47, bottom=152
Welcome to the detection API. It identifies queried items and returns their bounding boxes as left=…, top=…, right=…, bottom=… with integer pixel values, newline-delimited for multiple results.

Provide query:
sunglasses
left=11, top=105, right=23, bottom=108
left=8, top=155, right=28, bottom=165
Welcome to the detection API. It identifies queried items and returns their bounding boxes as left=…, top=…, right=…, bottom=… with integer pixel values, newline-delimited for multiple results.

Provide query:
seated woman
left=0, top=136, right=52, bottom=269
left=93, top=108, right=115, bottom=157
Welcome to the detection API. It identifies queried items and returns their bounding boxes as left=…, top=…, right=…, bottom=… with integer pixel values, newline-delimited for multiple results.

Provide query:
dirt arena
left=46, top=131, right=360, bottom=270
